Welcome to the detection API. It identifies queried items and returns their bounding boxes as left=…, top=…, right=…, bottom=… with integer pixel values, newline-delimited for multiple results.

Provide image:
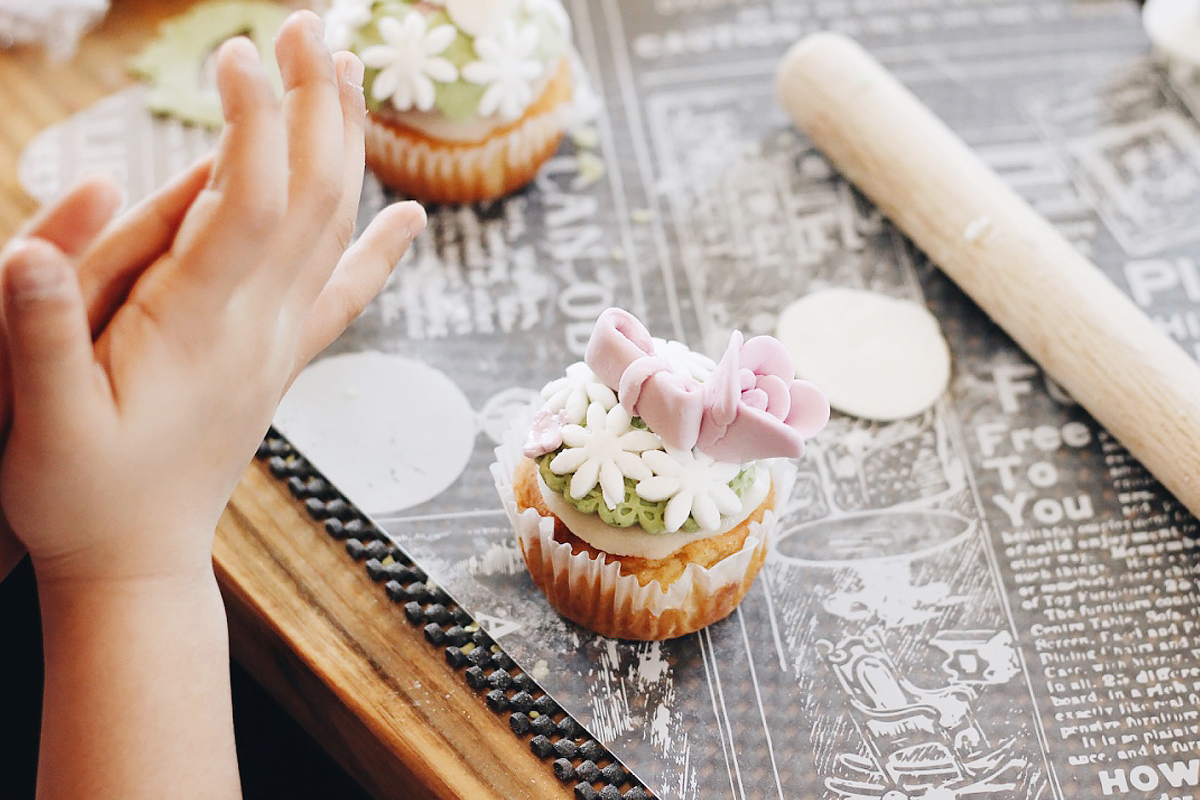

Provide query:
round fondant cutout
left=775, top=287, right=951, bottom=421
left=274, top=351, right=477, bottom=515
left=1144, top=0, right=1200, bottom=66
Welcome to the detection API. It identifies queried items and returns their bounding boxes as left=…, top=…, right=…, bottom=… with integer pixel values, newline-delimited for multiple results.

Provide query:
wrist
left=35, top=562, right=223, bottom=617
left=34, top=555, right=239, bottom=800
left=28, top=520, right=221, bottom=595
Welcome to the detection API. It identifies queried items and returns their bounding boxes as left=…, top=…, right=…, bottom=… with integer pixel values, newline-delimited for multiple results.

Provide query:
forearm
left=35, top=566, right=241, bottom=800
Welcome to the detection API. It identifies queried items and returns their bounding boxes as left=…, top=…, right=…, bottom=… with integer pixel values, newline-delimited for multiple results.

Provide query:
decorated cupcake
left=493, top=309, right=830, bottom=640
left=323, top=0, right=574, bottom=203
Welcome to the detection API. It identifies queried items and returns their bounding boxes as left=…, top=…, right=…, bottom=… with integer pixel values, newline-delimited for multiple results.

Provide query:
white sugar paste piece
left=274, top=351, right=477, bottom=515
left=1144, top=0, right=1200, bottom=67
left=775, top=287, right=950, bottom=421
left=445, top=0, right=519, bottom=38
left=478, top=386, right=542, bottom=444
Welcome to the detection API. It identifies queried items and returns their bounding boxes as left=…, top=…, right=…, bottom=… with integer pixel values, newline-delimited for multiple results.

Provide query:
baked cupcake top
left=524, top=309, right=829, bottom=554
left=323, top=0, right=571, bottom=124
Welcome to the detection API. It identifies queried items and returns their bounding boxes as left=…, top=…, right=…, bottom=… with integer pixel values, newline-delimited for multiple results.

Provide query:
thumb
left=3, top=239, right=97, bottom=425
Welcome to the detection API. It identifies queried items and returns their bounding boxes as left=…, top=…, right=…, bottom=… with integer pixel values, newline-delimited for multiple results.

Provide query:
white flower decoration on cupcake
left=539, top=362, right=616, bottom=425
left=445, top=0, right=519, bottom=37
left=637, top=448, right=744, bottom=533
left=323, top=0, right=374, bottom=52
left=360, top=11, right=459, bottom=112
left=550, top=402, right=659, bottom=510
left=524, top=0, right=571, bottom=35
left=461, top=18, right=544, bottom=120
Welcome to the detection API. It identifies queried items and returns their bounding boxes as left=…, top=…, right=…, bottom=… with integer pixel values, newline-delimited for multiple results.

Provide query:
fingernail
left=301, top=10, right=325, bottom=41
left=226, top=36, right=260, bottom=67
left=404, top=202, right=428, bottom=238
left=80, top=173, right=127, bottom=210
left=6, top=241, right=66, bottom=300
left=346, top=56, right=364, bottom=90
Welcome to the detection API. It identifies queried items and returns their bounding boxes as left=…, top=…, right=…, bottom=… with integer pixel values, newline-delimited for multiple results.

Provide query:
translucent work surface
left=23, top=2, right=1200, bottom=798
left=277, top=3, right=1200, bottom=799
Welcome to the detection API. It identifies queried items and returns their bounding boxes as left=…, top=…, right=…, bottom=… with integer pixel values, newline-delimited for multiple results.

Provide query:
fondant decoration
left=776, top=287, right=951, bottom=422
left=585, top=308, right=829, bottom=461
left=129, top=0, right=289, bottom=128
left=274, top=352, right=477, bottom=515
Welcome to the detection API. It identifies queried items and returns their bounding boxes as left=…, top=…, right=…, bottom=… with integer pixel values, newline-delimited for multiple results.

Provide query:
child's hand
left=1, top=12, right=425, bottom=588
left=0, top=177, right=122, bottom=577
left=0, top=161, right=220, bottom=580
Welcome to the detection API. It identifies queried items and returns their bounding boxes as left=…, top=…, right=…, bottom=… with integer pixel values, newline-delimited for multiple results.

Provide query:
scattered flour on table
left=467, top=540, right=526, bottom=577
left=775, top=287, right=951, bottom=421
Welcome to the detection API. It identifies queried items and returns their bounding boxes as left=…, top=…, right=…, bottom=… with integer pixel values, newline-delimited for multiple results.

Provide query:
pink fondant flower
left=523, top=408, right=570, bottom=458
left=698, top=331, right=829, bottom=462
left=584, top=308, right=829, bottom=462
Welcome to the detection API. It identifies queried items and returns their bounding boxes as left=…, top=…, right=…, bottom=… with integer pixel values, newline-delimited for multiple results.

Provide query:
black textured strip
left=255, top=429, right=654, bottom=799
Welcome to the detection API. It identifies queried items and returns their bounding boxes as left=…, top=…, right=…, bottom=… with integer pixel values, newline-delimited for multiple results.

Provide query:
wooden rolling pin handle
left=776, top=32, right=1200, bottom=520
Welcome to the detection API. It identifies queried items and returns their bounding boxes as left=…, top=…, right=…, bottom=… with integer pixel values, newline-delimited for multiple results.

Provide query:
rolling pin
left=775, top=33, right=1200, bottom=520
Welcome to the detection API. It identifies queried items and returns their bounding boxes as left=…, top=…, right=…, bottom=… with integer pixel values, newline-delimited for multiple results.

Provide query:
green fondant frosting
left=130, top=0, right=289, bottom=129
left=537, top=435, right=758, bottom=536
left=326, top=0, right=570, bottom=121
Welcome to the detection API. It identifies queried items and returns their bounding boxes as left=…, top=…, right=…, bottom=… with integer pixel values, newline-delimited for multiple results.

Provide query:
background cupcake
left=324, top=0, right=574, bottom=203
left=493, top=308, right=830, bottom=640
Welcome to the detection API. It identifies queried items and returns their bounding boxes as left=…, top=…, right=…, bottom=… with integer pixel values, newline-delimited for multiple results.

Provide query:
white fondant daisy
left=444, top=0, right=519, bottom=38
left=524, top=0, right=571, bottom=36
left=360, top=11, right=459, bottom=112
left=550, top=402, right=659, bottom=510
left=637, top=448, right=743, bottom=533
left=323, top=0, right=373, bottom=52
left=461, top=19, right=544, bottom=120
left=540, top=362, right=616, bottom=424
left=653, top=337, right=717, bottom=382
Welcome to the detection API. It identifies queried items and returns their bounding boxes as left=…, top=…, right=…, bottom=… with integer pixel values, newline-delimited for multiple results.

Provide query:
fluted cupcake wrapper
left=491, top=420, right=788, bottom=640
left=365, top=57, right=574, bottom=204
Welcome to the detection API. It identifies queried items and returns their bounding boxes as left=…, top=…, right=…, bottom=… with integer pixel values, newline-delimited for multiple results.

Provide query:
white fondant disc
left=478, top=386, right=541, bottom=445
left=775, top=288, right=951, bottom=421
left=1144, top=0, right=1200, bottom=66
left=274, top=352, right=477, bottom=515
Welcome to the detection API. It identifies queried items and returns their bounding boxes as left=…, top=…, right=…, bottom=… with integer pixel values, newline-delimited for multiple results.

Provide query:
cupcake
left=323, top=0, right=574, bottom=203
left=493, top=308, right=830, bottom=640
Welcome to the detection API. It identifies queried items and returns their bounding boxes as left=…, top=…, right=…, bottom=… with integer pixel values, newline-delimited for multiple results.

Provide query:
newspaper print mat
left=22, top=2, right=1200, bottom=798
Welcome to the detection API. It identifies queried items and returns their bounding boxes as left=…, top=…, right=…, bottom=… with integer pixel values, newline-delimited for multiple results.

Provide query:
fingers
left=268, top=12, right=349, bottom=295
left=279, top=13, right=345, bottom=232
left=288, top=48, right=368, bottom=306
left=2, top=240, right=101, bottom=429
left=163, top=36, right=287, bottom=309
left=77, top=156, right=213, bottom=337
left=153, top=13, right=349, bottom=317
left=15, top=176, right=124, bottom=259
left=292, top=201, right=426, bottom=376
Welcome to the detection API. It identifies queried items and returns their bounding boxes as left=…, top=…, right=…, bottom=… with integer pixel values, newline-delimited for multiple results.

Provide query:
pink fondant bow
left=585, top=308, right=829, bottom=462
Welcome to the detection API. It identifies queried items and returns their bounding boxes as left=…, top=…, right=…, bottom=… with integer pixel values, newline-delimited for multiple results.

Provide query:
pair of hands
left=0, top=12, right=424, bottom=588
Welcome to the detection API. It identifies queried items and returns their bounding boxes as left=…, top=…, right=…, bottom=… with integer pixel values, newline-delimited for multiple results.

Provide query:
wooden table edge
left=216, top=459, right=573, bottom=800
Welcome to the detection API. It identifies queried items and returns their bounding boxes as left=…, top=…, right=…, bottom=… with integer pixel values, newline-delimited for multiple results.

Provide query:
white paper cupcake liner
left=365, top=58, right=573, bottom=203
left=491, top=418, right=789, bottom=640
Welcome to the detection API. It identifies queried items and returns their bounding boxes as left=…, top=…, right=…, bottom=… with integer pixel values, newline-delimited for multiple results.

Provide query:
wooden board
left=217, top=460, right=569, bottom=800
